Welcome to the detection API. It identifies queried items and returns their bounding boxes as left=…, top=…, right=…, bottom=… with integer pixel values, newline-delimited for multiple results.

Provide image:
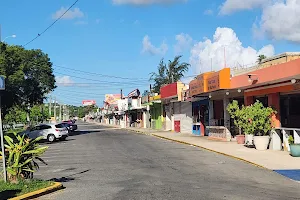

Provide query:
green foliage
left=29, top=104, right=49, bottom=124
left=0, top=132, right=48, bottom=181
left=227, top=100, right=276, bottom=136
left=150, top=55, right=190, bottom=93
left=288, top=135, right=294, bottom=144
left=227, top=100, right=245, bottom=134
left=257, top=54, right=267, bottom=64
left=4, top=106, right=27, bottom=127
left=0, top=43, right=56, bottom=115
left=0, top=179, right=53, bottom=198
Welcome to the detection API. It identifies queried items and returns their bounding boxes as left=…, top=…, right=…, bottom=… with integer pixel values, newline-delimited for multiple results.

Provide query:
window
left=55, top=124, right=64, bottom=128
left=40, top=125, right=52, bottom=130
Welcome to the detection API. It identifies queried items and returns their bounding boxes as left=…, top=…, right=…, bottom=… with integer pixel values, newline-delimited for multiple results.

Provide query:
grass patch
left=0, top=179, right=54, bottom=199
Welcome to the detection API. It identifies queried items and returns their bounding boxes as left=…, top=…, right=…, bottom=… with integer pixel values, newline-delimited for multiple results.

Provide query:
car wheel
left=47, top=134, right=56, bottom=143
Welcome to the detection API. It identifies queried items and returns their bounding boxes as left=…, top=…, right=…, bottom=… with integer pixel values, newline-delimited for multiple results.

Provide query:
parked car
left=62, top=120, right=78, bottom=131
left=61, top=122, right=77, bottom=132
left=25, top=123, right=69, bottom=142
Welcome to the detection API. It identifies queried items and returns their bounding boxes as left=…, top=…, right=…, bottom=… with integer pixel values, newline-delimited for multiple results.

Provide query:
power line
left=54, top=71, right=150, bottom=85
left=23, top=0, right=80, bottom=47
left=53, top=64, right=148, bottom=80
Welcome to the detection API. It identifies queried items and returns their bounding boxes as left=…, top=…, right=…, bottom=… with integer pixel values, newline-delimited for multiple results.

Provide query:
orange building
left=188, top=52, right=300, bottom=142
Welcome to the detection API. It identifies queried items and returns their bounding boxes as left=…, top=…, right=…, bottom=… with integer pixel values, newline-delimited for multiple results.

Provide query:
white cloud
left=204, top=9, right=214, bottom=15
left=219, top=0, right=268, bottom=15
left=189, top=27, right=275, bottom=74
left=142, top=35, right=168, bottom=55
left=174, top=33, right=193, bottom=54
left=255, top=0, right=300, bottom=42
left=52, top=7, right=84, bottom=20
left=56, top=76, right=75, bottom=86
left=112, top=0, right=187, bottom=5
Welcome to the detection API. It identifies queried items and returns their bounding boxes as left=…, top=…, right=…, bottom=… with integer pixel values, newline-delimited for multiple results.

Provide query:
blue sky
left=1, top=0, right=299, bottom=106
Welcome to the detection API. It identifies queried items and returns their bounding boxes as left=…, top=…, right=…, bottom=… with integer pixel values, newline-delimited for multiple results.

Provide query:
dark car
left=62, top=120, right=78, bottom=132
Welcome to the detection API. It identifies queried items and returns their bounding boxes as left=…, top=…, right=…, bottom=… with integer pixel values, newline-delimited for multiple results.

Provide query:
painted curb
left=9, top=182, right=63, bottom=200
left=151, top=133, right=267, bottom=169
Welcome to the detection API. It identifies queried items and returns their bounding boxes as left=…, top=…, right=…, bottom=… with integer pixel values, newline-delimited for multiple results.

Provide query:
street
left=37, top=122, right=300, bottom=200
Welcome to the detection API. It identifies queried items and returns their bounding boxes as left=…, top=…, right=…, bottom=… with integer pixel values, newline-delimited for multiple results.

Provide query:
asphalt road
left=37, top=122, right=300, bottom=200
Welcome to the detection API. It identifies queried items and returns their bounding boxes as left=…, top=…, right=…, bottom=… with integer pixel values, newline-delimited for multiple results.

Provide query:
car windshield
left=55, top=124, right=64, bottom=128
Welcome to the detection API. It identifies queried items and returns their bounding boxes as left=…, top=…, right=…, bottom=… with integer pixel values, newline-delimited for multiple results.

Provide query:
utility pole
left=49, top=96, right=52, bottom=117
left=59, top=103, right=62, bottom=122
left=53, top=97, right=56, bottom=122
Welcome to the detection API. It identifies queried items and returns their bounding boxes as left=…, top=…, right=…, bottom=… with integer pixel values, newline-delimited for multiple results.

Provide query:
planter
left=236, top=135, right=245, bottom=144
left=245, top=134, right=254, bottom=145
left=290, top=144, right=300, bottom=157
left=254, top=136, right=270, bottom=150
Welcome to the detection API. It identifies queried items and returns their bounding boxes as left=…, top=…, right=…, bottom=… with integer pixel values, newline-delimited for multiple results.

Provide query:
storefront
left=230, top=55, right=300, bottom=150
left=160, top=82, right=185, bottom=131
left=189, top=72, right=213, bottom=136
left=149, top=94, right=162, bottom=130
left=189, top=69, right=232, bottom=140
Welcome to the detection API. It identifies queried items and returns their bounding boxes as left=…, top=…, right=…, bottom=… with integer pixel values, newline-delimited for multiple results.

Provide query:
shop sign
left=128, top=89, right=140, bottom=98
left=149, top=94, right=161, bottom=101
left=207, top=74, right=220, bottom=92
left=189, top=79, right=203, bottom=96
left=207, top=68, right=230, bottom=92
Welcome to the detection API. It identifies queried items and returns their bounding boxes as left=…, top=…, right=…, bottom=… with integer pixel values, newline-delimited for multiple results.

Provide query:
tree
left=150, top=55, right=190, bottom=93
left=0, top=43, right=56, bottom=115
left=3, top=106, right=27, bottom=127
left=30, top=104, right=49, bottom=124
left=257, top=54, right=267, bottom=64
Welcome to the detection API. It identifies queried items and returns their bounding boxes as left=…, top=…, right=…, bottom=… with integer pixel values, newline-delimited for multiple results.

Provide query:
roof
left=260, top=52, right=300, bottom=64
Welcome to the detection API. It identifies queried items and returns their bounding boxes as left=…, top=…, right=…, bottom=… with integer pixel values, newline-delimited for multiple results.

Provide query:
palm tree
left=150, top=55, right=190, bottom=93
left=257, top=54, right=267, bottom=64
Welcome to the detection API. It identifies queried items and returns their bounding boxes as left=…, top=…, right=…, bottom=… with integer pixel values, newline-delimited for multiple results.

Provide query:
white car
left=26, top=123, right=69, bottom=142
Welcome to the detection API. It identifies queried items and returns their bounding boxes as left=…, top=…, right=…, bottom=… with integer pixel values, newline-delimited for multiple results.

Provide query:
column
left=244, top=96, right=254, bottom=106
left=223, top=97, right=232, bottom=141
left=268, top=93, right=281, bottom=128
left=209, top=100, right=214, bottom=125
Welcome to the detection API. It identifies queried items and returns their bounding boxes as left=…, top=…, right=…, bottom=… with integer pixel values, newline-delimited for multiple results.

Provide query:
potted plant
left=227, top=100, right=246, bottom=144
left=288, top=135, right=300, bottom=157
left=246, top=101, right=276, bottom=150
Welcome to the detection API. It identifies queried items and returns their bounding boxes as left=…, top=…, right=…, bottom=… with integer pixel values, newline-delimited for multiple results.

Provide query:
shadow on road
left=48, top=169, right=91, bottom=183
left=0, top=189, right=21, bottom=199
left=69, top=130, right=102, bottom=136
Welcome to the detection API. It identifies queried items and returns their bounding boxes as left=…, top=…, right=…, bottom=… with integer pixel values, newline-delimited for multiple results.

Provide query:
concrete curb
left=122, top=128, right=152, bottom=136
left=9, top=182, right=63, bottom=200
left=151, top=133, right=267, bottom=169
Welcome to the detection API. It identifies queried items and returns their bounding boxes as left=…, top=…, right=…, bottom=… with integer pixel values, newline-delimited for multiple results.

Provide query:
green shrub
left=0, top=132, right=48, bottom=182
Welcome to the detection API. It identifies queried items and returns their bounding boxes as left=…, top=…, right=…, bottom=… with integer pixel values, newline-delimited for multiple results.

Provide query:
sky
left=1, top=0, right=300, bottom=106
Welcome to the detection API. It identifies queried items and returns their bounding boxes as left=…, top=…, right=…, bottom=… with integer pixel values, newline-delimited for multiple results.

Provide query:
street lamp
left=2, top=34, right=16, bottom=42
